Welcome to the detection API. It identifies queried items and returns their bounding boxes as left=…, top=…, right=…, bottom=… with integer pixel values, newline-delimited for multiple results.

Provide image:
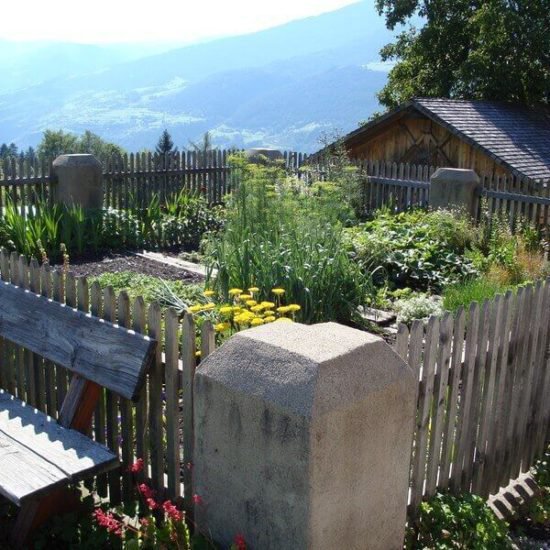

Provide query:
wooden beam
left=0, top=282, right=156, bottom=401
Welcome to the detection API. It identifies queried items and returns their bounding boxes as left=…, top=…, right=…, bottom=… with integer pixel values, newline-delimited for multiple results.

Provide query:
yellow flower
left=275, top=317, right=293, bottom=322
left=214, top=322, right=230, bottom=332
left=287, top=304, right=301, bottom=312
left=260, top=301, right=275, bottom=309
left=277, top=306, right=290, bottom=314
left=250, top=318, right=265, bottom=326
left=250, top=305, right=264, bottom=313
left=263, top=310, right=275, bottom=316
left=272, top=288, right=285, bottom=296
left=203, top=290, right=215, bottom=297
left=195, top=351, right=202, bottom=358
left=237, top=294, right=252, bottom=301
left=264, top=316, right=276, bottom=322
left=219, top=306, right=233, bottom=315
left=229, top=288, right=243, bottom=296
left=246, top=300, right=257, bottom=307
left=202, top=302, right=216, bottom=310
left=248, top=287, right=259, bottom=293
left=188, top=305, right=202, bottom=313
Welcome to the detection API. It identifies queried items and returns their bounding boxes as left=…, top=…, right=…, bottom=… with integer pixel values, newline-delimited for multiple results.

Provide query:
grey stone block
left=430, top=168, right=480, bottom=217
left=52, top=154, right=103, bottom=209
left=193, top=322, right=415, bottom=549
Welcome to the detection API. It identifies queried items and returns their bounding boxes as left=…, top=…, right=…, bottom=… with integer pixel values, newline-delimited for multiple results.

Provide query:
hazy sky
left=1, top=0, right=359, bottom=44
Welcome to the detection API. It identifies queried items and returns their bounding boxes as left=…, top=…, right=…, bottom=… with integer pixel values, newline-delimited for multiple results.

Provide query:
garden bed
left=52, top=251, right=203, bottom=282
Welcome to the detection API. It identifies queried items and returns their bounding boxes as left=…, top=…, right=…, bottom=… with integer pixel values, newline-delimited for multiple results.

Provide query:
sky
left=0, top=0, right=360, bottom=44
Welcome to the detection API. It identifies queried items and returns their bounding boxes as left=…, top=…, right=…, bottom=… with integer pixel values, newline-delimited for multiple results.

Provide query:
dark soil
left=51, top=252, right=203, bottom=282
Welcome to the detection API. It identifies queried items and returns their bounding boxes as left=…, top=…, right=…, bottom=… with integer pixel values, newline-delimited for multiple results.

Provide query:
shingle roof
left=412, top=98, right=550, bottom=180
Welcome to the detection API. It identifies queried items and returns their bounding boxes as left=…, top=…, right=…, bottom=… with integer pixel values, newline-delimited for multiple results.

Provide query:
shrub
left=468, top=212, right=549, bottom=286
left=345, top=208, right=479, bottom=292
left=408, top=492, right=512, bottom=549
left=393, top=293, right=444, bottom=324
left=205, top=154, right=374, bottom=326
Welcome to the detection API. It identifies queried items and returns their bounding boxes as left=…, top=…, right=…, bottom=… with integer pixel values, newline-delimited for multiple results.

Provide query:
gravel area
left=51, top=252, right=203, bottom=282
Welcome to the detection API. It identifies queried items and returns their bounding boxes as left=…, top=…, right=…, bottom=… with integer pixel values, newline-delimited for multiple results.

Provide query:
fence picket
left=181, top=313, right=196, bottom=515
left=426, top=312, right=453, bottom=497
left=439, top=307, right=466, bottom=490
left=148, top=302, right=164, bottom=493
left=409, top=316, right=439, bottom=514
left=165, top=308, right=181, bottom=499
left=451, top=301, right=480, bottom=492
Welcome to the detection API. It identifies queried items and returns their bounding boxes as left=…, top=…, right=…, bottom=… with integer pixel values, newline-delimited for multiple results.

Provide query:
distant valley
left=0, top=1, right=394, bottom=153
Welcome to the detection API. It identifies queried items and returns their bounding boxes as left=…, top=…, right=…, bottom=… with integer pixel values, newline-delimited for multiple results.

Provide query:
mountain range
left=0, top=1, right=395, bottom=153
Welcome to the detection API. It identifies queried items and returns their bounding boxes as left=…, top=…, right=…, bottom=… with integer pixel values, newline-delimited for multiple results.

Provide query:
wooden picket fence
left=0, top=247, right=217, bottom=510
left=349, top=160, right=550, bottom=230
left=396, top=278, right=550, bottom=515
left=0, top=150, right=309, bottom=216
left=0, top=156, right=51, bottom=215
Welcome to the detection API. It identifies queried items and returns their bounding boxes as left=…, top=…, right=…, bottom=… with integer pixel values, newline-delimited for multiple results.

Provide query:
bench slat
left=0, top=390, right=118, bottom=506
left=0, top=282, right=156, bottom=400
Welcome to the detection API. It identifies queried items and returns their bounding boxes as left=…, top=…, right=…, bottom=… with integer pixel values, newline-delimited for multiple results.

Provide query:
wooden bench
left=0, top=280, right=156, bottom=546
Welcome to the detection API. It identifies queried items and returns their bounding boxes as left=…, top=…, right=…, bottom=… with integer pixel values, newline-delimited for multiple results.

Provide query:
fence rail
left=396, top=278, right=550, bottom=515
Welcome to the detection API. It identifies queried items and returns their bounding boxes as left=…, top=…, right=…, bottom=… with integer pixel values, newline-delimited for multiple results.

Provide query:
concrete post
left=52, top=154, right=103, bottom=209
left=429, top=168, right=480, bottom=217
left=193, top=322, right=416, bottom=549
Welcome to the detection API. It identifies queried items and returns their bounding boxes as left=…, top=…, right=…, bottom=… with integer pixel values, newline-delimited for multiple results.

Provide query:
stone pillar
left=52, top=154, right=103, bottom=209
left=429, top=167, right=480, bottom=217
left=193, top=322, right=416, bottom=550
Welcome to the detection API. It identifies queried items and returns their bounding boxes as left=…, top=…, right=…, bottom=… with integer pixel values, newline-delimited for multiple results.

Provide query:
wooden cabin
left=328, top=98, right=550, bottom=181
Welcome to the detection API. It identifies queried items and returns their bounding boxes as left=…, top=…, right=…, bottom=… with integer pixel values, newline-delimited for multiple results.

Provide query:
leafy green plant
left=407, top=492, right=512, bottom=549
left=345, top=208, right=479, bottom=292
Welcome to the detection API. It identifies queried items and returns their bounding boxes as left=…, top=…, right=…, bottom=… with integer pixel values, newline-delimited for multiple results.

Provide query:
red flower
left=146, top=497, right=158, bottom=510
left=93, top=509, right=123, bottom=537
left=192, top=494, right=204, bottom=505
left=139, top=517, right=150, bottom=527
left=128, top=458, right=144, bottom=473
left=163, top=500, right=183, bottom=522
left=138, top=483, right=155, bottom=500
left=234, top=533, right=247, bottom=550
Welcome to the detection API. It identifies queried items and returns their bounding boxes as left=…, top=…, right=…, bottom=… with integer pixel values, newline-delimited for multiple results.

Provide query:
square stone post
left=193, top=322, right=416, bottom=549
left=429, top=168, right=480, bottom=217
left=52, top=154, right=103, bottom=209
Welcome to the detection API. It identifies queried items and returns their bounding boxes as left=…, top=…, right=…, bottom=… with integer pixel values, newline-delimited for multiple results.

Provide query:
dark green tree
left=78, top=130, right=124, bottom=162
left=376, top=0, right=550, bottom=109
left=36, top=130, right=79, bottom=160
left=155, top=129, right=177, bottom=155
left=36, top=129, right=125, bottom=162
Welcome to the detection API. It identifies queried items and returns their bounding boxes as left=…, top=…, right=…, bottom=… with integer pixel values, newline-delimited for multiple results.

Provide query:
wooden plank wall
left=397, top=278, right=550, bottom=515
left=0, top=247, right=215, bottom=510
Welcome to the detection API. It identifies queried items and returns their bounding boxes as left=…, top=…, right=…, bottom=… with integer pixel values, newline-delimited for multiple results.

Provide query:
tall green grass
left=442, top=278, right=512, bottom=312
